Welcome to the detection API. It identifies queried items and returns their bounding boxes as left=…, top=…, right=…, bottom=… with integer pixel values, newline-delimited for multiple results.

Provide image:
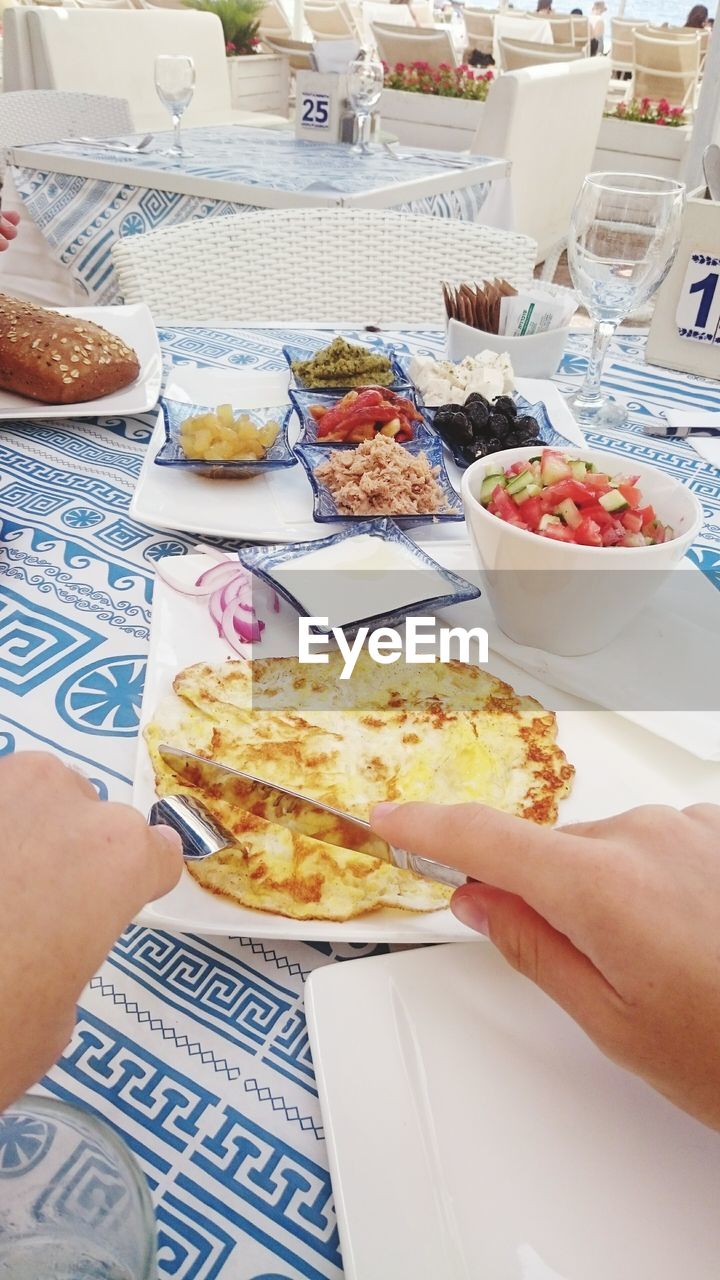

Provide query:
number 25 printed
left=302, top=95, right=330, bottom=127
left=676, top=253, right=720, bottom=345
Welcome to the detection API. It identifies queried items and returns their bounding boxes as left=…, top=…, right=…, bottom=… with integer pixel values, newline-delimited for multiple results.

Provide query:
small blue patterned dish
left=288, top=385, right=435, bottom=446
left=282, top=341, right=408, bottom=390
left=238, top=518, right=480, bottom=635
left=155, top=398, right=296, bottom=478
left=421, top=395, right=575, bottom=471
left=294, top=437, right=464, bottom=525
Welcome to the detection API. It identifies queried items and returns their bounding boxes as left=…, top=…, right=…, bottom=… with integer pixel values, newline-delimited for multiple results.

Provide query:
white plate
left=0, top=304, right=162, bottom=419
left=134, top=550, right=719, bottom=940
left=130, top=372, right=585, bottom=543
left=305, top=941, right=720, bottom=1280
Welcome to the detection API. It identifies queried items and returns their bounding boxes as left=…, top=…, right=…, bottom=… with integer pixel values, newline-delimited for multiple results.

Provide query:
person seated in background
left=685, top=3, right=708, bottom=25
left=537, top=0, right=553, bottom=12
left=590, top=0, right=606, bottom=54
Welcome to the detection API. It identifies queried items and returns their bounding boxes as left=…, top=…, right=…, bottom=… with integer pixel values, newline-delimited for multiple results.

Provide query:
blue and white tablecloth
left=0, top=325, right=718, bottom=1279
left=10, top=127, right=502, bottom=305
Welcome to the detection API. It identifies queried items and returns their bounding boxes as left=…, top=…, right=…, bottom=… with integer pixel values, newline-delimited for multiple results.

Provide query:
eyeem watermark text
left=298, top=617, right=489, bottom=680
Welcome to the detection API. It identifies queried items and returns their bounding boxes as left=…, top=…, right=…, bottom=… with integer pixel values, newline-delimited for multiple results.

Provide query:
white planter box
left=227, top=54, right=290, bottom=115
left=379, top=87, right=485, bottom=151
left=592, top=117, right=690, bottom=180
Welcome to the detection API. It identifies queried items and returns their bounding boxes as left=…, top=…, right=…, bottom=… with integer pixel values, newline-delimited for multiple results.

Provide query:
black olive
left=486, top=413, right=509, bottom=436
left=492, top=395, right=517, bottom=420
left=466, top=400, right=490, bottom=431
left=465, top=392, right=490, bottom=408
left=515, top=415, right=539, bottom=434
left=482, top=437, right=504, bottom=455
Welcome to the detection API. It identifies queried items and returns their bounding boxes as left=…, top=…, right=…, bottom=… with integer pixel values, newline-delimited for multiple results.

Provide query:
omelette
left=145, top=652, right=574, bottom=922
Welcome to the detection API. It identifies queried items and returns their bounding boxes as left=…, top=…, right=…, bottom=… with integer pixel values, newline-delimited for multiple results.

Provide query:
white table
left=8, top=125, right=510, bottom=305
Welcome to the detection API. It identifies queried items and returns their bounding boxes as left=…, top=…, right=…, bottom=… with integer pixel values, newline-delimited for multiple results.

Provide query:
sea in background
left=519, top=0, right=711, bottom=28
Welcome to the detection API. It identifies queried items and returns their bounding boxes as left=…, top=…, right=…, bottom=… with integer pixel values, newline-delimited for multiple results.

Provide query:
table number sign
left=294, top=72, right=347, bottom=144
left=646, top=188, right=720, bottom=377
left=676, top=252, right=720, bottom=345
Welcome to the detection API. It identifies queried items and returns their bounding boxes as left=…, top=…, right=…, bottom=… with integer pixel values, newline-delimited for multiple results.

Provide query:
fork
left=69, top=134, right=154, bottom=154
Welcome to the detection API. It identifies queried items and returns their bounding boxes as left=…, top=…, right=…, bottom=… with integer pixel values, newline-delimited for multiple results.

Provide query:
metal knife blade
left=158, top=743, right=393, bottom=861
left=155, top=744, right=467, bottom=889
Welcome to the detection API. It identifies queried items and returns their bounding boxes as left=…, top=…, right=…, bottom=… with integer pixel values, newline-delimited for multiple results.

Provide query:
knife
left=149, top=744, right=467, bottom=889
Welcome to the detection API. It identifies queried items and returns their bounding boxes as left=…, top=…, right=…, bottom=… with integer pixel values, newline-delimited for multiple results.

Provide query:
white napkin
left=663, top=408, right=720, bottom=469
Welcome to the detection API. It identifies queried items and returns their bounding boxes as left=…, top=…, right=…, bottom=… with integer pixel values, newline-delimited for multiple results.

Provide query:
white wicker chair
left=111, top=208, right=538, bottom=325
left=0, top=88, right=132, bottom=182
left=0, top=90, right=133, bottom=307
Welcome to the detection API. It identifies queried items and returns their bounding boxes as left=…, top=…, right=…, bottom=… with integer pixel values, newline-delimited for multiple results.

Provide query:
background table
left=8, top=127, right=511, bottom=306
left=1, top=324, right=718, bottom=1278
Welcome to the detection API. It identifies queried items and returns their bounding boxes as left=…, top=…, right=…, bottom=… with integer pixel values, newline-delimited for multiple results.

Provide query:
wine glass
left=567, top=172, right=685, bottom=428
left=154, top=54, right=195, bottom=159
left=347, top=51, right=384, bottom=154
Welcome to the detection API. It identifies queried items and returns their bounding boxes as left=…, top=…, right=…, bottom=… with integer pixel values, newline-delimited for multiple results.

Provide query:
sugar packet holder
left=499, top=289, right=578, bottom=339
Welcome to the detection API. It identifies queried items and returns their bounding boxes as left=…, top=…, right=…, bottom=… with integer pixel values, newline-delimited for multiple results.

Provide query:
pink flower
left=394, top=61, right=404, bottom=72
left=657, top=98, right=671, bottom=113
left=640, top=97, right=651, bottom=110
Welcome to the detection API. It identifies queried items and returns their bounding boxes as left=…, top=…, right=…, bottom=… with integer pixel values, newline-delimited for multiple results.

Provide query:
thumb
left=452, top=883, right=623, bottom=1040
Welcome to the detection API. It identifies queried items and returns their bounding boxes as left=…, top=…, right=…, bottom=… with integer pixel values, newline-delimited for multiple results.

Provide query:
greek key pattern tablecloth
left=0, top=325, right=717, bottom=1279
left=11, top=127, right=497, bottom=305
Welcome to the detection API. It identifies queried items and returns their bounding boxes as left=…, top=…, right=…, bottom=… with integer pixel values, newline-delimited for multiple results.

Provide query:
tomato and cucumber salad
left=479, top=450, right=674, bottom=547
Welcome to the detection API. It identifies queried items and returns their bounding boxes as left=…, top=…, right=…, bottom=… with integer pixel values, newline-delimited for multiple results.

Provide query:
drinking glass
left=0, top=1095, right=155, bottom=1278
left=154, top=54, right=195, bottom=159
left=567, top=172, right=685, bottom=428
left=347, top=51, right=384, bottom=154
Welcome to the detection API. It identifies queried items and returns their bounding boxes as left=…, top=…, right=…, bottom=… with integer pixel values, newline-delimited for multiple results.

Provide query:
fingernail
left=371, top=802, right=398, bottom=823
left=451, top=889, right=489, bottom=936
left=153, top=823, right=183, bottom=849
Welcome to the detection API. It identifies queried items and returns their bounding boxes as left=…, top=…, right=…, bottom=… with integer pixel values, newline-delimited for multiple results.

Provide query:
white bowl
left=447, top=318, right=570, bottom=378
left=461, top=445, right=704, bottom=656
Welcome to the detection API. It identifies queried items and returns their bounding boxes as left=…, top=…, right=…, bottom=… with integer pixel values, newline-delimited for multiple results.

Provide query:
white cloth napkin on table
left=663, top=408, right=720, bottom=469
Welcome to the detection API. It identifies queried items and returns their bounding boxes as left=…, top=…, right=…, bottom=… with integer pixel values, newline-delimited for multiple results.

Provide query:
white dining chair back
left=632, top=28, right=700, bottom=110
left=645, top=23, right=699, bottom=39
left=262, top=32, right=315, bottom=69
left=0, top=90, right=133, bottom=307
left=304, top=0, right=358, bottom=40
left=545, top=14, right=573, bottom=44
left=362, top=0, right=415, bottom=40
left=0, top=87, right=132, bottom=180
left=464, top=8, right=494, bottom=56
left=609, top=17, right=646, bottom=77
left=111, top=208, right=538, bottom=324
left=16, top=8, right=267, bottom=130
left=471, top=56, right=611, bottom=265
left=571, top=13, right=590, bottom=51
left=499, top=36, right=584, bottom=71
left=74, top=0, right=136, bottom=8
left=371, top=21, right=457, bottom=67
left=259, top=0, right=292, bottom=40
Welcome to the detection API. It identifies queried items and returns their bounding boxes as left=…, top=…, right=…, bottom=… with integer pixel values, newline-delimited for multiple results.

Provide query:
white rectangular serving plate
left=0, top=304, right=162, bottom=419
left=134, top=549, right=720, bottom=940
left=305, top=941, right=720, bottom=1280
left=129, top=371, right=585, bottom=544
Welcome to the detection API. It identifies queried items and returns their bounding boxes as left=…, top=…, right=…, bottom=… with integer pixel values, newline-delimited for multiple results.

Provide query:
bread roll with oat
left=0, top=294, right=140, bottom=404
